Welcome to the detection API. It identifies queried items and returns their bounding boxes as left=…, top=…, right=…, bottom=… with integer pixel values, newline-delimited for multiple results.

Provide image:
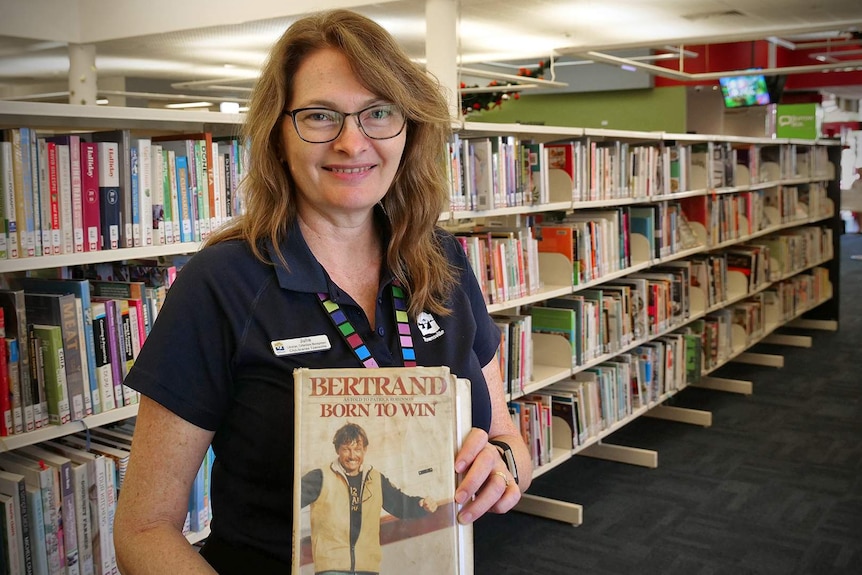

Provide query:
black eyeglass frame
left=282, top=103, right=407, bottom=144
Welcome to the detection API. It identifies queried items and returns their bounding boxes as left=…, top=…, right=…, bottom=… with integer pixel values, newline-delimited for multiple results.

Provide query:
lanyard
left=316, top=280, right=417, bottom=368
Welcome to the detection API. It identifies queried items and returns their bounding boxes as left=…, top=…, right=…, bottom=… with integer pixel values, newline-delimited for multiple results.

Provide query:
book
left=88, top=130, right=132, bottom=248
left=89, top=302, right=115, bottom=413
left=30, top=324, right=71, bottom=425
left=0, top=492, right=20, bottom=575
left=95, top=142, right=120, bottom=251
left=0, top=468, right=31, bottom=575
left=293, top=366, right=472, bottom=575
left=78, top=142, right=101, bottom=253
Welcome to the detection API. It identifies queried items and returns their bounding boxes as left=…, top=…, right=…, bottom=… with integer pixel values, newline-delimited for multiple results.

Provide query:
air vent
left=682, top=10, right=745, bottom=21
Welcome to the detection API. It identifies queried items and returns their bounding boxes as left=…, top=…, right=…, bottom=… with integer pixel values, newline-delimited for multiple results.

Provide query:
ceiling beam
left=578, top=50, right=862, bottom=81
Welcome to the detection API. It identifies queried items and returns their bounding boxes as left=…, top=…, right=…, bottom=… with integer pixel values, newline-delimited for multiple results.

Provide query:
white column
left=68, top=43, right=97, bottom=105
left=425, top=0, right=459, bottom=120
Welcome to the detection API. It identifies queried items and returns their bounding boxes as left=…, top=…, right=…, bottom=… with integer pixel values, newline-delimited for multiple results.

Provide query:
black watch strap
left=489, top=439, right=519, bottom=485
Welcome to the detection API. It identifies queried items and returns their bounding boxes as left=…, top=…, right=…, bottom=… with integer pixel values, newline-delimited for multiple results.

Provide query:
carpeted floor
left=473, top=233, right=862, bottom=575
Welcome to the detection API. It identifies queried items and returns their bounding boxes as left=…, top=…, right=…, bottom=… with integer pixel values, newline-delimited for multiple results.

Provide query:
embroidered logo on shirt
left=417, top=312, right=445, bottom=342
left=271, top=335, right=331, bottom=356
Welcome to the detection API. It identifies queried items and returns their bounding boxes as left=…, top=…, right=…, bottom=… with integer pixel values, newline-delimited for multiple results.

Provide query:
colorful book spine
left=79, top=142, right=101, bottom=253
left=90, top=301, right=115, bottom=413
left=31, top=324, right=71, bottom=425
left=96, top=142, right=120, bottom=250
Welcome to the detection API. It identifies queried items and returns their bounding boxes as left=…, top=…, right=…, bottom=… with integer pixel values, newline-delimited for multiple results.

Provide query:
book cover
left=293, top=366, right=472, bottom=575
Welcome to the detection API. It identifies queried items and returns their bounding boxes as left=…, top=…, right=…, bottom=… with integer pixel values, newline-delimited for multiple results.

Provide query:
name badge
left=271, top=335, right=331, bottom=357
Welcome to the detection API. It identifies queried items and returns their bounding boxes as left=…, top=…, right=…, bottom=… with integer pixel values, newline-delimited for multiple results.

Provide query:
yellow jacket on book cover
left=293, top=365, right=472, bottom=575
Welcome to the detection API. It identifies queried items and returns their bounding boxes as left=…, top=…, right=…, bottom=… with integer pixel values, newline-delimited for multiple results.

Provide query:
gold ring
left=492, top=470, right=510, bottom=488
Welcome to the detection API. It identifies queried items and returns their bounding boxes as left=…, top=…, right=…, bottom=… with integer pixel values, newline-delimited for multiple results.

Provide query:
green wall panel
left=465, top=86, right=687, bottom=132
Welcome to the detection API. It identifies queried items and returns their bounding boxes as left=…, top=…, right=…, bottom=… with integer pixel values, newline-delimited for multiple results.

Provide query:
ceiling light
left=165, top=101, right=213, bottom=109
left=96, top=98, right=109, bottom=105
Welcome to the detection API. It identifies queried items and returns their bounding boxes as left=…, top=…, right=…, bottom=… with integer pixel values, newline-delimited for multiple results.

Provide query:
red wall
left=652, top=40, right=862, bottom=95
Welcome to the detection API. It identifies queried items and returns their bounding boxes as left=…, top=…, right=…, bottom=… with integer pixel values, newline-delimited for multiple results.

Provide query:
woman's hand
left=453, top=428, right=521, bottom=524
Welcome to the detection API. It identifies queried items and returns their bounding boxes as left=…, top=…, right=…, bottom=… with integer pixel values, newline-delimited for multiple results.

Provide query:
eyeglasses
left=283, top=103, right=406, bottom=144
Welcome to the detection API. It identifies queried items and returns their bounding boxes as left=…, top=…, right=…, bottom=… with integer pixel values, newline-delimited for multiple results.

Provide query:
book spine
left=129, top=146, right=141, bottom=248
left=25, top=485, right=48, bottom=575
left=0, top=339, right=10, bottom=436
left=33, top=325, right=70, bottom=425
left=58, top=463, right=81, bottom=575
left=138, top=139, right=153, bottom=247
left=25, top=325, right=43, bottom=430
left=174, top=155, right=192, bottom=243
left=55, top=143, right=74, bottom=255
left=11, top=129, right=35, bottom=257
left=70, top=464, right=93, bottom=575
left=90, top=303, right=115, bottom=413
left=96, top=143, right=120, bottom=250
left=1, top=141, right=19, bottom=259
left=57, top=296, right=86, bottom=422
left=5, top=339, right=22, bottom=435
left=79, top=143, right=101, bottom=253
left=66, top=136, right=84, bottom=254
left=101, top=300, right=124, bottom=409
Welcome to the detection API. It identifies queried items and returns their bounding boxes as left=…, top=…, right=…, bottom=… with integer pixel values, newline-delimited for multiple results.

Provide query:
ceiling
left=1, top=0, right=862, bottom=106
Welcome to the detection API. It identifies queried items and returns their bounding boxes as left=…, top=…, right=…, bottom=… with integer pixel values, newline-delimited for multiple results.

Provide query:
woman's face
left=281, top=48, right=407, bottom=220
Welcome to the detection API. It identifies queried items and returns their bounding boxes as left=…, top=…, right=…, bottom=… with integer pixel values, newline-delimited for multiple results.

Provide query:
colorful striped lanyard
left=317, top=280, right=417, bottom=368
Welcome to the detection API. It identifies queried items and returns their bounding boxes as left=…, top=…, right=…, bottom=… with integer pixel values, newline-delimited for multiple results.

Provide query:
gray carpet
left=473, top=233, right=862, bottom=575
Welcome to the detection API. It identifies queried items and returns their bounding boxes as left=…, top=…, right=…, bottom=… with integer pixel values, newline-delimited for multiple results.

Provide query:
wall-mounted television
left=719, top=74, right=771, bottom=108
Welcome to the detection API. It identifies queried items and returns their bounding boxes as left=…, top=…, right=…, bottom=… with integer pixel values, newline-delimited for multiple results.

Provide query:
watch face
left=491, top=440, right=518, bottom=484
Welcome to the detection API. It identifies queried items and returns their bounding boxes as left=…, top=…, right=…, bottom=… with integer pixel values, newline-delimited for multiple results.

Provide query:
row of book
left=444, top=135, right=833, bottom=211
left=0, top=262, right=178, bottom=436
left=534, top=201, right=702, bottom=287
left=0, top=127, right=247, bottom=261
left=517, top=225, right=832, bottom=377
left=0, top=420, right=213, bottom=575
left=454, top=226, right=542, bottom=306
left=516, top=331, right=694, bottom=458
left=679, top=181, right=830, bottom=247
left=508, top=263, right=831, bottom=465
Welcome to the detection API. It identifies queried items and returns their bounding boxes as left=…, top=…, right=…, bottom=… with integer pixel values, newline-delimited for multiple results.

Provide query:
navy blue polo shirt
left=124, top=220, right=499, bottom=562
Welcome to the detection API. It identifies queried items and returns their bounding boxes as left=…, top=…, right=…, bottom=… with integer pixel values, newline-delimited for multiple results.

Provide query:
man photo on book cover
left=300, top=422, right=439, bottom=575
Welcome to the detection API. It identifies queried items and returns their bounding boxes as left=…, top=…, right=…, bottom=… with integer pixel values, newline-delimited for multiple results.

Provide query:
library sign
left=775, top=103, right=817, bottom=139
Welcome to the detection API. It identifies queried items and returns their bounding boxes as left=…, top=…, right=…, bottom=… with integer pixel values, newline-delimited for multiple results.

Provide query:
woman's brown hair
left=207, top=9, right=456, bottom=317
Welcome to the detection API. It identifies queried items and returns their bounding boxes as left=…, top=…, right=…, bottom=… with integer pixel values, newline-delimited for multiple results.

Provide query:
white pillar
left=425, top=0, right=459, bottom=120
left=69, top=43, right=97, bottom=105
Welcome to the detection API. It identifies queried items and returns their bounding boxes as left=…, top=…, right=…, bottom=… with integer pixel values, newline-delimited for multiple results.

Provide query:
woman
left=113, top=9, right=532, bottom=573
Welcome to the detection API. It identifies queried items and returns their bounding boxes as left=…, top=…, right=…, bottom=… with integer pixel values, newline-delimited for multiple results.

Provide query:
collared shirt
left=125, top=219, right=499, bottom=564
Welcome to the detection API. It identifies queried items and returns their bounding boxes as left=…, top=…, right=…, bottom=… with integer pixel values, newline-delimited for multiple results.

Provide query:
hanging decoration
left=460, top=58, right=555, bottom=116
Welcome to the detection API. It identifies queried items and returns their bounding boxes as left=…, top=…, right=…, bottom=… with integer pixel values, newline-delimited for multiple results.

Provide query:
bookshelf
left=0, top=102, right=841, bottom=550
left=0, top=100, right=231, bottom=567
left=443, top=120, right=841, bottom=525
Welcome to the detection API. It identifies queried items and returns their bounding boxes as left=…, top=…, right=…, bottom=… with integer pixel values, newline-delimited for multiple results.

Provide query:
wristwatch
left=489, top=439, right=519, bottom=485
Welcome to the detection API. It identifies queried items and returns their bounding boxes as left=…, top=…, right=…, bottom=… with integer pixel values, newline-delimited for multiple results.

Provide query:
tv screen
left=719, top=74, right=771, bottom=108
